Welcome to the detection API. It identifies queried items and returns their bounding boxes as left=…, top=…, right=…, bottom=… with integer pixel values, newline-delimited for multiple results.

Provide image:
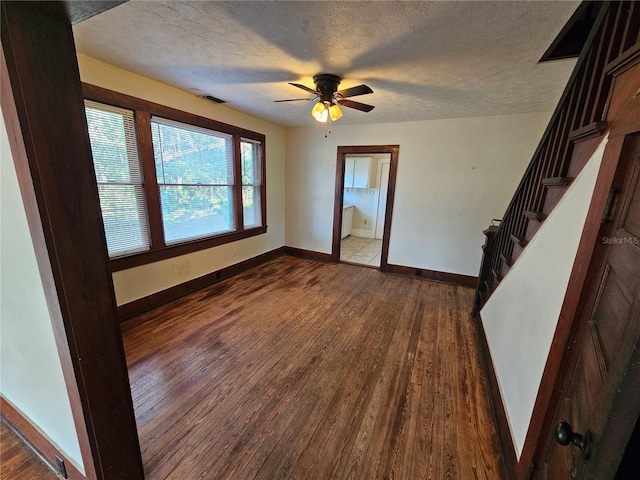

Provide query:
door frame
left=331, top=145, right=399, bottom=271
left=374, top=160, right=391, bottom=239
left=1, top=2, right=143, bottom=478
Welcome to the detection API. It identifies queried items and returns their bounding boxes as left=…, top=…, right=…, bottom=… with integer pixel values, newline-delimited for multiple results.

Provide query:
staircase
left=474, top=1, right=640, bottom=314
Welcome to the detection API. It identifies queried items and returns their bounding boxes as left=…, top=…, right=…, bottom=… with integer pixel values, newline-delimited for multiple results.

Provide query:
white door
left=375, top=162, right=390, bottom=239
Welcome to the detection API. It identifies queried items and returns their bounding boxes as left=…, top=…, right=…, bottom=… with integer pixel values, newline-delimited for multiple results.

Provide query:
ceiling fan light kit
left=311, top=101, right=329, bottom=122
left=329, top=103, right=343, bottom=121
left=311, top=101, right=343, bottom=123
left=275, top=73, right=374, bottom=128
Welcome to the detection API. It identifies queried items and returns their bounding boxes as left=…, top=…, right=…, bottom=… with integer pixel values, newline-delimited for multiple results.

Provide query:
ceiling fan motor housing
left=313, top=74, right=342, bottom=103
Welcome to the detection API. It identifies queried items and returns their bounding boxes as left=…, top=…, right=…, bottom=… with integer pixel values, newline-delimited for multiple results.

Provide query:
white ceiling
left=73, top=0, right=581, bottom=127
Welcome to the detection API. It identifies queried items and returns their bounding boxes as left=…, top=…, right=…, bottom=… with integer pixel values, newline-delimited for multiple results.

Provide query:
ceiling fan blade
left=336, top=84, right=373, bottom=98
left=338, top=99, right=375, bottom=112
left=289, top=82, right=318, bottom=95
left=273, top=98, right=314, bottom=102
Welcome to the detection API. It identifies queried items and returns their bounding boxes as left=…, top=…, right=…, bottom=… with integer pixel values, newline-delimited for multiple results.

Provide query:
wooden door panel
left=546, top=401, right=573, bottom=479
left=590, top=263, right=634, bottom=380
left=619, top=157, right=640, bottom=237
left=606, top=234, right=640, bottom=299
left=536, top=139, right=640, bottom=480
left=566, top=344, right=601, bottom=435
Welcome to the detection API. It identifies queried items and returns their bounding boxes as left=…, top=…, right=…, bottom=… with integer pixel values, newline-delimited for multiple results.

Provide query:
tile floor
left=340, top=236, right=383, bottom=267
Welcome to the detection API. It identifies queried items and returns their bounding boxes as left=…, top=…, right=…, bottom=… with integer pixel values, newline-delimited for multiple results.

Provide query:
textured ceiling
left=73, top=0, right=581, bottom=127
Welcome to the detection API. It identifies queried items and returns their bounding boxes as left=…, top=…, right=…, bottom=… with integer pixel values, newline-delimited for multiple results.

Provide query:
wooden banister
left=474, top=2, right=640, bottom=314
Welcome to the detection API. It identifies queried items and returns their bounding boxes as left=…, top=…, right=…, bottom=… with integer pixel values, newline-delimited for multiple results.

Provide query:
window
left=85, top=101, right=150, bottom=257
left=152, top=119, right=235, bottom=243
left=83, top=85, right=266, bottom=270
left=241, top=139, right=262, bottom=228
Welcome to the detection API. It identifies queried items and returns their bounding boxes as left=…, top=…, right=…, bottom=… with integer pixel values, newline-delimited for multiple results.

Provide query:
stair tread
left=491, top=268, right=502, bottom=282
left=524, top=210, right=547, bottom=221
left=499, top=252, right=512, bottom=268
left=510, top=233, right=528, bottom=247
left=542, top=176, right=572, bottom=187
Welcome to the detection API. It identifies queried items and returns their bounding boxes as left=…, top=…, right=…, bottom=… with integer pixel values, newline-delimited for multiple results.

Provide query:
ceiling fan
left=275, top=74, right=374, bottom=123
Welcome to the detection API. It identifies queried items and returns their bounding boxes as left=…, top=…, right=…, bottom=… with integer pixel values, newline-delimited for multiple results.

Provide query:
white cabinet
left=345, top=157, right=374, bottom=189
left=341, top=206, right=353, bottom=239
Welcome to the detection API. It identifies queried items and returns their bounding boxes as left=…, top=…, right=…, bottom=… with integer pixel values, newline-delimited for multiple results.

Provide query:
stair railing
left=474, top=1, right=640, bottom=313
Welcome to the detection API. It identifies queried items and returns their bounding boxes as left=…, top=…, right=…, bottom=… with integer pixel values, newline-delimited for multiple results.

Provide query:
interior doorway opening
left=340, top=154, right=390, bottom=267
left=332, top=145, right=399, bottom=271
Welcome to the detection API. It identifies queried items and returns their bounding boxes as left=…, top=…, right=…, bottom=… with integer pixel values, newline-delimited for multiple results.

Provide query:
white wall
left=286, top=112, right=551, bottom=276
left=0, top=115, right=84, bottom=470
left=77, top=54, right=287, bottom=305
left=480, top=137, right=607, bottom=456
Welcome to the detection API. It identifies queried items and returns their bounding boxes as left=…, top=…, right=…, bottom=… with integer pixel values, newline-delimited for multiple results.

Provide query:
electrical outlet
left=55, top=455, right=68, bottom=479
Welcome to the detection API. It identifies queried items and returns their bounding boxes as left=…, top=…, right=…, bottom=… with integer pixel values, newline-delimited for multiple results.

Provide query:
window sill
left=110, top=226, right=268, bottom=272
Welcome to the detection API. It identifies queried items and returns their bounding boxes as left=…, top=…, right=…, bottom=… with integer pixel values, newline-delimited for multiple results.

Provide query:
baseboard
left=385, top=263, right=478, bottom=288
left=0, top=396, right=85, bottom=479
left=472, top=314, right=517, bottom=479
left=117, top=247, right=475, bottom=323
left=284, top=246, right=334, bottom=263
left=117, top=246, right=286, bottom=323
left=349, top=229, right=375, bottom=238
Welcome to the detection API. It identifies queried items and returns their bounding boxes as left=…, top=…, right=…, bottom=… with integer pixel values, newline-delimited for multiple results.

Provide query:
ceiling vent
left=200, top=94, right=227, bottom=104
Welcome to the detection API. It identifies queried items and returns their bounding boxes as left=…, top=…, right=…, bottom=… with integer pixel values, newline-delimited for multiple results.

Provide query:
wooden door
left=535, top=136, right=640, bottom=479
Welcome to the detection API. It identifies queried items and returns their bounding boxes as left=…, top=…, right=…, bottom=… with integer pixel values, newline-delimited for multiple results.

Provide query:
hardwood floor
left=123, top=256, right=504, bottom=479
left=0, top=421, right=56, bottom=480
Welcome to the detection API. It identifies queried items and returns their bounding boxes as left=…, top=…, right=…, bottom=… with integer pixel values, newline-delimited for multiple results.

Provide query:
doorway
left=332, top=145, right=399, bottom=271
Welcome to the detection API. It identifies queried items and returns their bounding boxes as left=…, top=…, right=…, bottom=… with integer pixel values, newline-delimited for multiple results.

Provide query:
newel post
left=472, top=221, right=499, bottom=318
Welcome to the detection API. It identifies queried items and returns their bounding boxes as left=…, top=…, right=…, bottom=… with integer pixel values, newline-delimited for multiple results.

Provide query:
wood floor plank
left=0, top=421, right=56, bottom=480
left=122, top=256, right=504, bottom=480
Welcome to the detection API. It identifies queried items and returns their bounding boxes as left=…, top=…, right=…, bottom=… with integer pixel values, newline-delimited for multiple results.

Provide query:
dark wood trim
left=331, top=145, right=399, bottom=272
left=332, top=153, right=346, bottom=262
left=83, top=83, right=269, bottom=271
left=118, top=246, right=285, bottom=324
left=495, top=3, right=608, bottom=229
left=568, top=120, right=608, bottom=142
left=259, top=138, right=268, bottom=228
left=521, top=46, right=640, bottom=478
left=541, top=176, right=572, bottom=187
left=1, top=397, right=85, bottom=480
left=385, top=263, right=478, bottom=288
left=604, top=40, right=640, bottom=76
left=510, top=233, right=528, bottom=247
left=83, top=83, right=265, bottom=141
left=523, top=210, right=546, bottom=221
left=284, top=246, right=334, bottom=263
left=135, top=109, right=165, bottom=248
left=111, top=226, right=267, bottom=271
left=499, top=252, right=512, bottom=268
left=520, top=137, right=640, bottom=478
left=232, top=134, right=245, bottom=231
left=1, top=2, right=143, bottom=478
left=472, top=315, right=517, bottom=479
left=482, top=3, right=611, bottom=291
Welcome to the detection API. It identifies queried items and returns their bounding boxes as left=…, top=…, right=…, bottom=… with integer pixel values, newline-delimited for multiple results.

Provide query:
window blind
left=85, top=100, right=150, bottom=257
left=240, top=138, right=262, bottom=228
left=151, top=117, right=236, bottom=243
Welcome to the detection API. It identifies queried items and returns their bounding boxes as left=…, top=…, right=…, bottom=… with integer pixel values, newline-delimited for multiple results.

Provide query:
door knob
left=555, top=421, right=590, bottom=458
